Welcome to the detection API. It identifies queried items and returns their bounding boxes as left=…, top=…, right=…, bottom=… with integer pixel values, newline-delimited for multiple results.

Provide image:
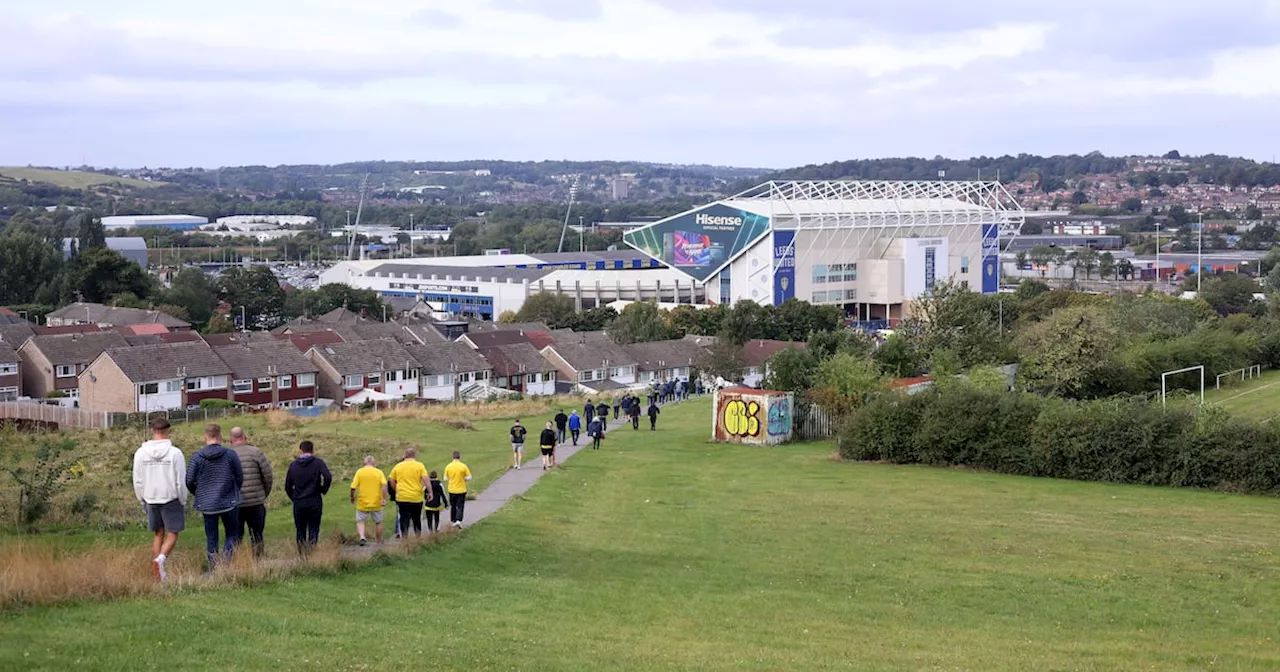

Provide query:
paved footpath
left=342, top=402, right=677, bottom=557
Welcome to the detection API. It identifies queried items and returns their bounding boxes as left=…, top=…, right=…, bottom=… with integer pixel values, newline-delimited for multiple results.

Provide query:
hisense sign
left=694, top=213, right=744, bottom=227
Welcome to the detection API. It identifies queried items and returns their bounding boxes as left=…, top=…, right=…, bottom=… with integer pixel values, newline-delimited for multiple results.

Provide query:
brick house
left=622, top=337, right=711, bottom=386
left=474, top=342, right=559, bottom=396
left=45, top=302, right=192, bottom=331
left=306, top=339, right=422, bottom=401
left=403, top=342, right=493, bottom=401
left=539, top=332, right=639, bottom=394
left=18, top=332, right=130, bottom=402
left=79, top=342, right=233, bottom=413
left=0, top=341, right=21, bottom=400
left=212, top=339, right=320, bottom=409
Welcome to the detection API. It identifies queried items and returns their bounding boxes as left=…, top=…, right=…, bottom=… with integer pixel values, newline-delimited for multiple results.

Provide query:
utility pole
left=1197, top=212, right=1203, bottom=295
left=1155, top=221, right=1161, bottom=286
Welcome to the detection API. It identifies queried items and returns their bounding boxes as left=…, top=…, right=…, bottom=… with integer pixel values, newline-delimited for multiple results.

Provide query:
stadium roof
left=728, top=180, right=1024, bottom=229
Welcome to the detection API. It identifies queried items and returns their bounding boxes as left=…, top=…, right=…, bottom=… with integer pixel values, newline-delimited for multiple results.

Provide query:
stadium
left=624, top=180, right=1025, bottom=325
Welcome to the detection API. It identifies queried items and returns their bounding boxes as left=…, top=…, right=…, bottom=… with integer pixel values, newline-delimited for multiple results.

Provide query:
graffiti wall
left=713, top=388, right=793, bottom=445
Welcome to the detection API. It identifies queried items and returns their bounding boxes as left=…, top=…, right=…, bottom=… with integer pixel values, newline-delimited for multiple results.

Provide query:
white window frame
left=0, top=363, right=17, bottom=376
left=0, top=386, right=18, bottom=399
left=367, top=372, right=382, bottom=386
left=233, top=379, right=253, bottom=394
left=163, top=380, right=182, bottom=393
left=385, top=371, right=400, bottom=383
left=459, top=372, right=472, bottom=383
left=296, top=373, right=315, bottom=388
left=580, top=369, right=594, bottom=382
left=258, top=377, right=273, bottom=392
left=406, top=369, right=419, bottom=379
left=344, top=374, right=363, bottom=389
left=55, top=364, right=76, bottom=378
left=279, top=374, right=293, bottom=389
left=139, top=382, right=159, bottom=395
left=526, top=373, right=539, bottom=384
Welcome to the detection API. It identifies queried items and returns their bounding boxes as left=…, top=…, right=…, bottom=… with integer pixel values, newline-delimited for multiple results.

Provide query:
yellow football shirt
left=388, top=459, right=428, bottom=503
left=349, top=465, right=387, bottom=512
left=444, top=460, right=471, bottom=494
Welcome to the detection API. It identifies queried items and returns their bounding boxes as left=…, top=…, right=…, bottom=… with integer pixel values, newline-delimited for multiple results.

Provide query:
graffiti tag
left=722, top=399, right=761, bottom=437
left=767, top=398, right=791, bottom=437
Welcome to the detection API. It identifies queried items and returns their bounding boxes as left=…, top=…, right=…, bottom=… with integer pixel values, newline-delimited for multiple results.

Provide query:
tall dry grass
left=0, top=529, right=458, bottom=610
left=262, top=395, right=586, bottom=431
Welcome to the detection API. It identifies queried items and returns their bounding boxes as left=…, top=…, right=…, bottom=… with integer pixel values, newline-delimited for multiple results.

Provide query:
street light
left=1197, top=212, right=1203, bottom=295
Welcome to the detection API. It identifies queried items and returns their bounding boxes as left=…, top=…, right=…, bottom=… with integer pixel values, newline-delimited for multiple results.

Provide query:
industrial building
left=320, top=250, right=703, bottom=320
left=101, top=214, right=208, bottom=231
left=623, top=180, right=1024, bottom=324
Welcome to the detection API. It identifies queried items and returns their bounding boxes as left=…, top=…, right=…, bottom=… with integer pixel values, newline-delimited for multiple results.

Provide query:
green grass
left=0, top=166, right=164, bottom=189
left=1205, top=368, right=1280, bottom=421
left=3, top=400, right=1280, bottom=670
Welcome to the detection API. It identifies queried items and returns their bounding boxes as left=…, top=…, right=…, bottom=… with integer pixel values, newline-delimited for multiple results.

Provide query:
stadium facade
left=623, top=180, right=1025, bottom=324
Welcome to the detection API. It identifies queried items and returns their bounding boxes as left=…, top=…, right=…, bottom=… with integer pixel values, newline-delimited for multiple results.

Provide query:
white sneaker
left=156, top=557, right=168, bottom=583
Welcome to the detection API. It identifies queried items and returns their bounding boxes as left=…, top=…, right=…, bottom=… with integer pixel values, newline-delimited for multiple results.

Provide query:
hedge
left=839, top=384, right=1280, bottom=495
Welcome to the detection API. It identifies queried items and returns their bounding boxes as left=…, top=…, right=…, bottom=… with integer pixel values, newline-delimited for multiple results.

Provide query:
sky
left=5, top=0, right=1280, bottom=169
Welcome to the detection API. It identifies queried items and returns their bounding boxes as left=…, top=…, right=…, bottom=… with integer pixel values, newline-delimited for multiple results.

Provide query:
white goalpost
left=1215, top=365, right=1263, bottom=390
left=1161, top=365, right=1204, bottom=410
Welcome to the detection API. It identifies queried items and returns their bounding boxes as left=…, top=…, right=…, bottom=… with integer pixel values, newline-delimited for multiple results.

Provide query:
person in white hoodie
left=133, top=417, right=188, bottom=583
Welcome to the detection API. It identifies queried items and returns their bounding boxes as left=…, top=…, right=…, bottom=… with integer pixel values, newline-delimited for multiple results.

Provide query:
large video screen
left=623, top=203, right=770, bottom=282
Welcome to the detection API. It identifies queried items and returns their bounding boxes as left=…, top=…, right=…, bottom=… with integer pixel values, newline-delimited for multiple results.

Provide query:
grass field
left=3, top=400, right=1280, bottom=670
left=1205, top=369, right=1280, bottom=422
left=0, top=166, right=164, bottom=189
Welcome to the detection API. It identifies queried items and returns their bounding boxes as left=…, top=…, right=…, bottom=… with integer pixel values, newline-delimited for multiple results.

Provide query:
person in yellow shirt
left=388, top=448, right=429, bottom=538
left=443, top=451, right=472, bottom=529
left=348, top=455, right=387, bottom=546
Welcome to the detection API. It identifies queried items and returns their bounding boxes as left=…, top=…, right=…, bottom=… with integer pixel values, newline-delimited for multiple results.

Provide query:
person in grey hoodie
left=229, top=427, right=273, bottom=558
left=133, top=417, right=188, bottom=583
left=185, top=424, right=244, bottom=571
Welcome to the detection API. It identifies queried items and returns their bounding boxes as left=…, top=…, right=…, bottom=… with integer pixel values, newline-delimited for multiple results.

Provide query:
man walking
left=648, top=399, right=661, bottom=430
left=629, top=396, right=642, bottom=430
left=588, top=414, right=605, bottom=450
left=584, top=400, right=595, bottom=424
left=443, top=451, right=472, bottom=528
left=133, top=418, right=187, bottom=582
left=388, top=448, right=428, bottom=537
left=539, top=421, right=557, bottom=470
left=553, top=409, right=568, bottom=444
left=596, top=400, right=610, bottom=425
left=185, top=424, right=243, bottom=572
left=567, top=410, right=582, bottom=445
left=228, top=427, right=273, bottom=558
left=284, top=440, right=332, bottom=554
left=349, top=455, right=387, bottom=546
left=509, top=419, right=527, bottom=470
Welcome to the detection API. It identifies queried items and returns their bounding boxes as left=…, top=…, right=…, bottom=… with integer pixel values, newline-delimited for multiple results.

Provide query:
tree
left=1121, top=197, right=1143, bottom=213
left=570, top=307, right=618, bottom=332
left=1015, top=305, right=1116, bottom=398
left=71, top=248, right=155, bottom=303
left=219, top=266, right=286, bottom=329
left=873, top=333, right=925, bottom=378
left=1015, top=251, right=1028, bottom=271
left=497, top=310, right=518, bottom=324
left=762, top=347, right=819, bottom=393
left=721, top=300, right=769, bottom=345
left=513, top=292, right=576, bottom=327
left=666, top=304, right=701, bottom=336
left=76, top=213, right=106, bottom=252
left=0, top=229, right=63, bottom=305
left=811, top=353, right=885, bottom=417
left=1028, top=245, right=1054, bottom=277
left=610, top=301, right=674, bottom=344
left=1168, top=205, right=1191, bottom=227
left=1098, top=251, right=1116, bottom=281
left=808, top=329, right=874, bottom=361
left=1117, top=258, right=1134, bottom=280
left=285, top=283, right=387, bottom=321
left=908, top=281, right=1006, bottom=369
left=204, top=313, right=234, bottom=334
left=1071, top=190, right=1089, bottom=205
left=161, top=267, right=218, bottom=325
left=1199, top=273, right=1262, bottom=316
left=1246, top=204, right=1263, bottom=221
left=696, top=338, right=745, bottom=384
left=1074, top=247, right=1099, bottom=280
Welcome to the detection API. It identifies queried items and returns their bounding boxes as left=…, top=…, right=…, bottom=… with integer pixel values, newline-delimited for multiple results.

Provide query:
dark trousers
left=238, top=504, right=267, bottom=557
left=448, top=492, right=467, bottom=523
left=592, top=435, right=602, bottom=450
left=557, top=427, right=566, bottom=443
left=425, top=508, right=441, bottom=532
left=398, top=501, right=423, bottom=535
left=292, top=499, right=323, bottom=553
left=650, top=416, right=657, bottom=430
left=570, top=429, right=580, bottom=444
left=202, top=508, right=240, bottom=570
left=614, top=406, right=619, bottom=419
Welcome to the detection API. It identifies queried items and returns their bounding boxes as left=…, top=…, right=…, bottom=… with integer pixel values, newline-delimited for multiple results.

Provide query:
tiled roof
left=543, top=334, right=636, bottom=372
left=46, top=302, right=190, bottom=328
left=125, top=331, right=204, bottom=346
left=0, top=341, right=18, bottom=364
left=103, top=341, right=230, bottom=383
left=476, top=342, right=554, bottom=377
left=0, top=324, right=35, bottom=349
left=309, top=339, right=420, bottom=375
left=403, top=342, right=493, bottom=375
left=462, top=331, right=532, bottom=348
left=213, top=340, right=318, bottom=380
left=622, top=338, right=710, bottom=371
left=741, top=339, right=807, bottom=368
left=28, top=331, right=129, bottom=367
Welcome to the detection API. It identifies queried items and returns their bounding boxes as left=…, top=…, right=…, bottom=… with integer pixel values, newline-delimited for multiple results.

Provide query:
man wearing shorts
left=133, top=418, right=188, bottom=583
left=349, top=456, right=387, bottom=546
left=539, top=421, right=557, bottom=470
left=388, top=448, right=428, bottom=538
left=510, top=419, right=527, bottom=470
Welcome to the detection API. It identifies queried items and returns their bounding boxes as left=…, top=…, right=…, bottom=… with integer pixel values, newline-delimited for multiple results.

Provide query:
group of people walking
left=131, top=418, right=472, bottom=581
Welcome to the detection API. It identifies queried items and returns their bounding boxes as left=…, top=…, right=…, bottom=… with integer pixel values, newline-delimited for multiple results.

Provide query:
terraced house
left=78, top=341, right=232, bottom=413
left=18, top=331, right=130, bottom=402
left=211, top=339, right=320, bottom=409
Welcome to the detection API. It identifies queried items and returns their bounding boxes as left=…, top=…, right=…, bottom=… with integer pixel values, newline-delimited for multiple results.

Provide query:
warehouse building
left=101, top=214, right=208, bottom=231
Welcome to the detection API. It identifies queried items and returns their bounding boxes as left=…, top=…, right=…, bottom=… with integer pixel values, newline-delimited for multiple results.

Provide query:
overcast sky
left=5, top=0, right=1280, bottom=169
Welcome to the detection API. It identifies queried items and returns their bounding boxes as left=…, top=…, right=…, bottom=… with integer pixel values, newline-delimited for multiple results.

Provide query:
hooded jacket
left=230, top=443, right=274, bottom=507
left=185, top=443, right=244, bottom=514
left=567, top=412, right=582, bottom=430
left=133, top=439, right=189, bottom=505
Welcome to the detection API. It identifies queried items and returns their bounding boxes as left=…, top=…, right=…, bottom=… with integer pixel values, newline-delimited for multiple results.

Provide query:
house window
left=186, top=376, right=226, bottom=391
left=608, top=367, right=618, bottom=378
left=344, top=375, right=363, bottom=389
left=546, top=371, right=555, bottom=382
left=258, top=377, right=273, bottom=392
left=459, top=372, right=473, bottom=383
left=406, top=369, right=418, bottom=379
left=233, top=379, right=253, bottom=394
left=279, top=375, right=293, bottom=389
left=580, top=369, right=594, bottom=382
left=296, top=373, right=315, bottom=388
left=385, top=371, right=400, bottom=383
left=164, top=380, right=182, bottom=393
left=811, top=291, right=828, bottom=303
left=67, top=388, right=79, bottom=398
left=0, top=363, right=16, bottom=376
left=527, top=373, right=539, bottom=384
left=56, top=365, right=76, bottom=378
left=423, top=375, right=439, bottom=388
left=0, top=386, right=17, bottom=400
left=140, top=382, right=159, bottom=395
left=367, top=372, right=382, bottom=386
left=961, top=256, right=970, bottom=274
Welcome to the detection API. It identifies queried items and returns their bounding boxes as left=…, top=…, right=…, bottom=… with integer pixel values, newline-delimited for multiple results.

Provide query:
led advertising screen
left=624, top=203, right=771, bottom=282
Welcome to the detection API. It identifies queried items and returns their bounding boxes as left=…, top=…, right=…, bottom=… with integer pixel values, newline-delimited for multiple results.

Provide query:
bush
left=198, top=399, right=238, bottom=409
left=69, top=492, right=99, bottom=517
left=838, top=384, right=1280, bottom=495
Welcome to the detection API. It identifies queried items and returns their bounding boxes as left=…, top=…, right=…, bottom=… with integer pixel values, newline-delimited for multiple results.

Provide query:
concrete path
left=342, top=403, right=674, bottom=557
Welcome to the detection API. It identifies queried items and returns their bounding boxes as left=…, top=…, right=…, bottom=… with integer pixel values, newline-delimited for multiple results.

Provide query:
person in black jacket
left=553, top=410, right=568, bottom=444
left=584, top=400, right=595, bottom=422
left=648, top=401, right=661, bottom=430
left=629, top=396, right=642, bottom=430
left=596, top=401, right=610, bottom=424
left=284, top=440, right=332, bottom=555
left=423, top=471, right=447, bottom=534
left=539, top=421, right=558, bottom=470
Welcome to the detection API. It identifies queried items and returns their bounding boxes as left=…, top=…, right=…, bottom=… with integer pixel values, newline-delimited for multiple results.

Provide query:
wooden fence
left=0, top=401, right=109, bottom=430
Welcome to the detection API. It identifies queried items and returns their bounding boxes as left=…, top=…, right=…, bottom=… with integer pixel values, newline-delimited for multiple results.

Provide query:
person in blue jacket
left=185, top=423, right=243, bottom=572
left=567, top=410, right=583, bottom=445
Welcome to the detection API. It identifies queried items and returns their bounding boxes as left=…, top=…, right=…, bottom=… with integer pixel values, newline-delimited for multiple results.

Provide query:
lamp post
left=1154, top=221, right=1162, bottom=285
left=1197, top=212, right=1203, bottom=295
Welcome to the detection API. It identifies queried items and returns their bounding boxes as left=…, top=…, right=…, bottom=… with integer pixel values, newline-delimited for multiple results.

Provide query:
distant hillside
left=0, top=167, right=165, bottom=190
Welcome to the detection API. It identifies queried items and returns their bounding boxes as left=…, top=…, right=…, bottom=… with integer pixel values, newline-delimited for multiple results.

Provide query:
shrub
left=0, top=438, right=80, bottom=531
left=69, top=492, right=99, bottom=517
left=198, top=399, right=238, bottom=409
left=838, top=383, right=1280, bottom=496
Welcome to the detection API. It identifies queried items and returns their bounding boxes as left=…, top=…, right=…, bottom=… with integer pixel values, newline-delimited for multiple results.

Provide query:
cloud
left=2, top=0, right=1280, bottom=167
